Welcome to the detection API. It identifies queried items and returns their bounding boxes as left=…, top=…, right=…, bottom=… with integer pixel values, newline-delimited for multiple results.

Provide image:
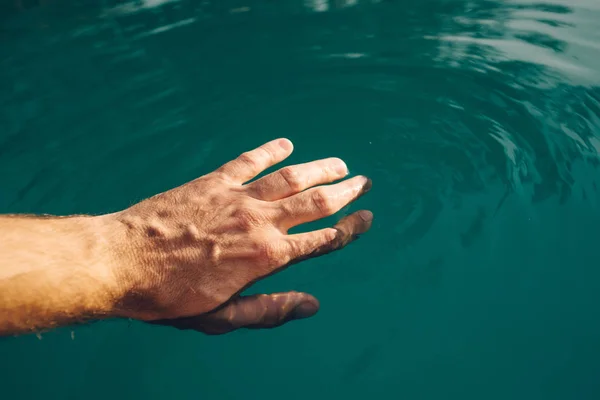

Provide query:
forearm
left=0, top=214, right=124, bottom=336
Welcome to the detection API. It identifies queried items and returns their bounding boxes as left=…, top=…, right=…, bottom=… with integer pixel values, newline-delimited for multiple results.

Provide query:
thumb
left=149, top=291, right=319, bottom=335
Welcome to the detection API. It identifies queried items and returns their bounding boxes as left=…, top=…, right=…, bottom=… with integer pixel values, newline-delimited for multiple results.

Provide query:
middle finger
left=245, top=157, right=349, bottom=201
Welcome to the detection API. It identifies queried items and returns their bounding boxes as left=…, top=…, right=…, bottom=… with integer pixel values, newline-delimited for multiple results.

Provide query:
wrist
left=93, top=212, right=158, bottom=321
left=82, top=214, right=137, bottom=320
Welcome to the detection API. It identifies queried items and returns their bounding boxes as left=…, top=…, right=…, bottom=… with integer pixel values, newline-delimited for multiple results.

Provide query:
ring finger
left=276, top=175, right=372, bottom=231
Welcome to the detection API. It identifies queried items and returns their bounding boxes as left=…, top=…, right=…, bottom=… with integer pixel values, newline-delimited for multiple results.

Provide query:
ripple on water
left=1, top=0, right=600, bottom=275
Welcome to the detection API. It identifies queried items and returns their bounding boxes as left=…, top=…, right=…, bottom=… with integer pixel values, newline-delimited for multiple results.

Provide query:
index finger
left=216, top=138, right=294, bottom=184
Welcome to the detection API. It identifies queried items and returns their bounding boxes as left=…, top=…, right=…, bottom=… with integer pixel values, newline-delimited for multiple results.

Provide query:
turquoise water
left=2, top=0, right=600, bottom=398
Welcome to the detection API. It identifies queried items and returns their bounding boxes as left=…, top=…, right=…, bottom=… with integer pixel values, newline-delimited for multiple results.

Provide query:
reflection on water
left=3, top=0, right=600, bottom=219
left=2, top=0, right=600, bottom=398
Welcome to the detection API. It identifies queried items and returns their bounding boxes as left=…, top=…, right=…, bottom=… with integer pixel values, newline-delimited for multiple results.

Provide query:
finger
left=286, top=210, right=373, bottom=263
left=245, top=157, right=349, bottom=201
left=149, top=292, right=319, bottom=335
left=277, top=175, right=372, bottom=230
left=216, top=138, right=294, bottom=184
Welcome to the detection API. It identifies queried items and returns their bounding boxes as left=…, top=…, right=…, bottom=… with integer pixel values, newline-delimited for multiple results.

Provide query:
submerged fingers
left=285, top=210, right=374, bottom=263
left=149, top=291, right=319, bottom=335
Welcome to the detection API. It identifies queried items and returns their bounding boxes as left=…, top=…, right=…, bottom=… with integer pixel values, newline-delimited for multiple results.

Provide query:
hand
left=106, top=138, right=372, bottom=332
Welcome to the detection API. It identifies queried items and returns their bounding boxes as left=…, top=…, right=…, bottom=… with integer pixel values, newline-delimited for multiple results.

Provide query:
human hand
left=106, top=138, right=372, bottom=332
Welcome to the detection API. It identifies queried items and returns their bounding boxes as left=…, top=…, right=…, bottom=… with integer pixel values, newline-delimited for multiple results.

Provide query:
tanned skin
left=0, top=138, right=372, bottom=336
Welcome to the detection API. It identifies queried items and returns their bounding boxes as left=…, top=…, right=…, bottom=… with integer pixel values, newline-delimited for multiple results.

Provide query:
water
left=2, top=0, right=600, bottom=398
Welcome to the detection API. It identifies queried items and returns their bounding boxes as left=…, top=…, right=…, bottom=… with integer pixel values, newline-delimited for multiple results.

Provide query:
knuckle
left=311, top=189, right=333, bottom=215
left=254, top=241, right=281, bottom=268
left=279, top=167, right=303, bottom=192
left=202, top=173, right=226, bottom=186
left=286, top=237, right=302, bottom=257
left=234, top=208, right=263, bottom=230
left=238, top=152, right=260, bottom=170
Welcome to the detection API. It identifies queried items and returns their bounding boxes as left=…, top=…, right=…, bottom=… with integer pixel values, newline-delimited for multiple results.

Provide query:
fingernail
left=335, top=159, right=349, bottom=175
left=359, top=210, right=373, bottom=222
left=362, top=177, right=372, bottom=192
left=291, top=301, right=319, bottom=319
left=278, top=138, right=293, bottom=151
